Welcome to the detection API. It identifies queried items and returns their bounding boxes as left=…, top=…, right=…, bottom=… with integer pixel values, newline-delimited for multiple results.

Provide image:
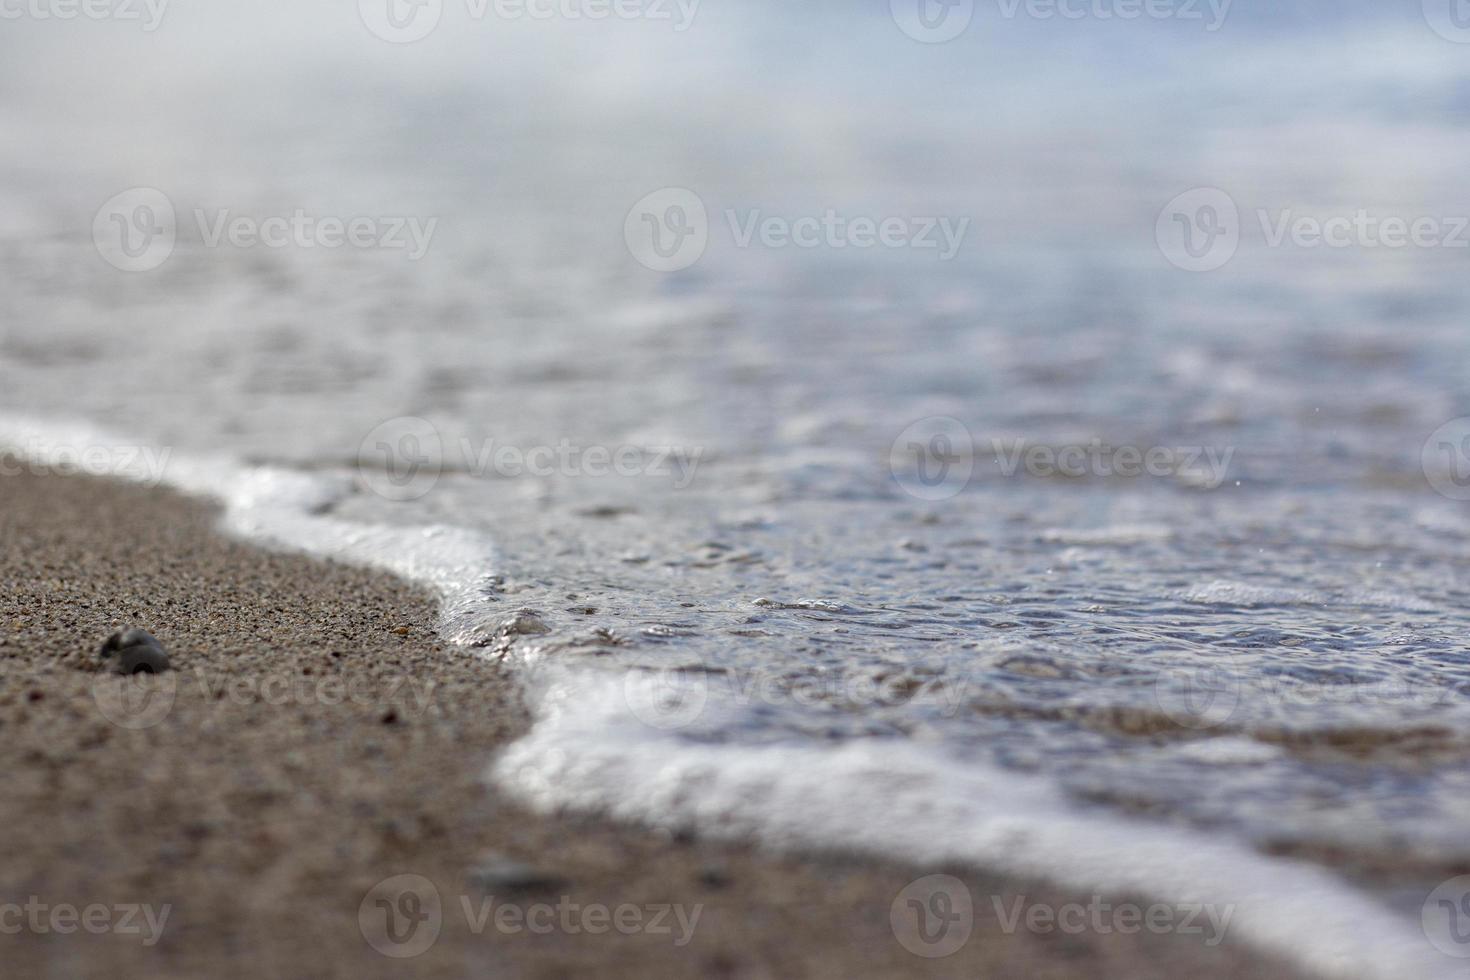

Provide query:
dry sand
left=0, top=469, right=1311, bottom=978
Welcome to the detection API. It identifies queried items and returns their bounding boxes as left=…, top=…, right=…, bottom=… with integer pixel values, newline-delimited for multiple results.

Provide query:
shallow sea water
left=5, top=2, right=1470, bottom=975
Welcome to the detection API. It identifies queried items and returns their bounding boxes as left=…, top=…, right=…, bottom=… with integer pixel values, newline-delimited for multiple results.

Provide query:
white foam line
left=0, top=415, right=497, bottom=644
left=492, top=673, right=1457, bottom=980
left=3, top=416, right=1453, bottom=979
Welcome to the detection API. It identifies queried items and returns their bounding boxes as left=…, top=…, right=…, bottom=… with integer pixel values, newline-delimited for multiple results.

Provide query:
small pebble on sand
left=97, top=628, right=171, bottom=675
left=468, top=853, right=567, bottom=895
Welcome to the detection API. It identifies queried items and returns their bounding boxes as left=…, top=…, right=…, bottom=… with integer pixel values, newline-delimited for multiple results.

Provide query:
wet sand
left=0, top=469, right=1310, bottom=978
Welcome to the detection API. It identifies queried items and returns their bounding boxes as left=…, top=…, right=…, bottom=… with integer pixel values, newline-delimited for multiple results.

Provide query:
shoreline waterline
left=0, top=415, right=1442, bottom=979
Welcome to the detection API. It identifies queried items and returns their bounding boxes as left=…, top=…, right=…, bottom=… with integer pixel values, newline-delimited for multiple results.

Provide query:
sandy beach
left=0, top=468, right=1313, bottom=978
